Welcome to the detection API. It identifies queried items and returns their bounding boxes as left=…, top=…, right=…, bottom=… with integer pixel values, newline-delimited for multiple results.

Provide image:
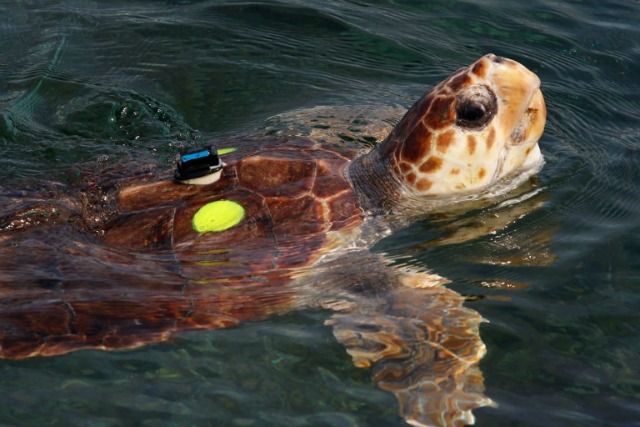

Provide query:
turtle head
left=366, top=54, right=545, bottom=206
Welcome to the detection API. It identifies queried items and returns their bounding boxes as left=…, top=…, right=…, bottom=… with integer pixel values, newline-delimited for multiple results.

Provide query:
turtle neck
left=347, top=145, right=406, bottom=215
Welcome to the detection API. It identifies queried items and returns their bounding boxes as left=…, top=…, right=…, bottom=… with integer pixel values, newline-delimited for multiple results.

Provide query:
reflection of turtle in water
left=0, top=54, right=546, bottom=426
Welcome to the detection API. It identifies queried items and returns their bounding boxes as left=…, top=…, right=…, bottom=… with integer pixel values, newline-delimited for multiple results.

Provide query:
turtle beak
left=489, top=58, right=546, bottom=177
left=490, top=58, right=544, bottom=146
left=523, top=87, right=546, bottom=145
left=518, top=88, right=546, bottom=170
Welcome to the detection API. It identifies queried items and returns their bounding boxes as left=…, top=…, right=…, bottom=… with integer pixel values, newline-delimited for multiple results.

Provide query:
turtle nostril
left=490, top=54, right=505, bottom=63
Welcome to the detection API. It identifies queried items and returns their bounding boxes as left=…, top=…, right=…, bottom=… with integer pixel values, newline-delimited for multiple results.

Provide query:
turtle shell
left=104, top=136, right=365, bottom=272
left=0, top=135, right=369, bottom=358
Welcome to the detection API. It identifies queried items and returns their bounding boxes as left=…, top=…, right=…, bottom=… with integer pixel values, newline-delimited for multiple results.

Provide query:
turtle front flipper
left=325, top=272, right=494, bottom=427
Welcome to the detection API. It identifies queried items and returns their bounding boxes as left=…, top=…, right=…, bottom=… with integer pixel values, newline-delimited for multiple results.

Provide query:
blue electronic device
left=174, top=146, right=223, bottom=182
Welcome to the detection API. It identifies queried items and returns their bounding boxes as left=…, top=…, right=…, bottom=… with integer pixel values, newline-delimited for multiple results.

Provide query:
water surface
left=1, top=1, right=640, bottom=426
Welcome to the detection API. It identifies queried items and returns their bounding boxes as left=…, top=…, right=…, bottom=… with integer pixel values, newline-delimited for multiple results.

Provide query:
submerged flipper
left=326, top=273, right=494, bottom=427
left=0, top=223, right=299, bottom=359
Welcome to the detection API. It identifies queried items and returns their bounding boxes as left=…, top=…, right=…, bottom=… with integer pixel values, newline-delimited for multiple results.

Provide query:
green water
left=1, top=0, right=640, bottom=426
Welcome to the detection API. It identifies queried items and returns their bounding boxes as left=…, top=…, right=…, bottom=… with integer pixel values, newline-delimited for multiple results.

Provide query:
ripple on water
left=1, top=0, right=640, bottom=426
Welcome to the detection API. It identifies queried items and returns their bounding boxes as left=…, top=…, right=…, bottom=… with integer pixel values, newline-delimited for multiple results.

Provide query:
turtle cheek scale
left=412, top=126, right=500, bottom=197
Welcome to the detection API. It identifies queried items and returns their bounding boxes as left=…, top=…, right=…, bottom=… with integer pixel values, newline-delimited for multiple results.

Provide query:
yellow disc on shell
left=192, top=200, right=245, bottom=233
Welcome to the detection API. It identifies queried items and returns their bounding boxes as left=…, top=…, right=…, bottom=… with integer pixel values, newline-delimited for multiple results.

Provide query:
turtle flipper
left=326, top=273, right=494, bottom=427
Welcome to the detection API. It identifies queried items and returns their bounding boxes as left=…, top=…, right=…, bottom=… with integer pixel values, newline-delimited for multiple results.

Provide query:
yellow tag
left=192, top=200, right=245, bottom=233
left=218, top=147, right=238, bottom=155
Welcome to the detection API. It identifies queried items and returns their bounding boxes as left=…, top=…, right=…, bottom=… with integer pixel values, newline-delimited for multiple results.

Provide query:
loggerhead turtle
left=0, top=54, right=546, bottom=426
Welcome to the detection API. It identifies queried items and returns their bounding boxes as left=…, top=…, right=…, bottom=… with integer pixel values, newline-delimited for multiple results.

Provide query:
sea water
left=1, top=1, right=639, bottom=426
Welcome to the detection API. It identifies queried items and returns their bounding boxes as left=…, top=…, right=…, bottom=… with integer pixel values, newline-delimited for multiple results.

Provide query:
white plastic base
left=176, top=169, right=223, bottom=186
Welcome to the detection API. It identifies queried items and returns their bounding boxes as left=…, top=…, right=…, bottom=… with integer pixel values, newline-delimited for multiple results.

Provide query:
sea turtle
left=0, top=54, right=546, bottom=427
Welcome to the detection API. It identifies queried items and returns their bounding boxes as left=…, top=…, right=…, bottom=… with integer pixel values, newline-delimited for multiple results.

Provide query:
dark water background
left=1, top=0, right=640, bottom=426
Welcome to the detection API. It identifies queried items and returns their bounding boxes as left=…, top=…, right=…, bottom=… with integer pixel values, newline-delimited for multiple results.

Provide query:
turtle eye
left=458, top=102, right=486, bottom=122
left=455, top=85, right=497, bottom=130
